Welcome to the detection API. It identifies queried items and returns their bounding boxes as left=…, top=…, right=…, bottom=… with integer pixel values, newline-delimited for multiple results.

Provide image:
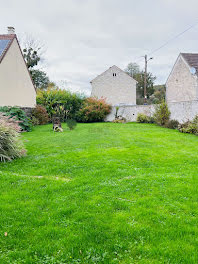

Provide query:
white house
left=0, top=27, right=36, bottom=107
left=90, top=65, right=137, bottom=106
left=166, top=53, right=198, bottom=103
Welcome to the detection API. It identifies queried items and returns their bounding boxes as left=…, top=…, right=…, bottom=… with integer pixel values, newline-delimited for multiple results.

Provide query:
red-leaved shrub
left=76, top=97, right=112, bottom=123
left=32, top=105, right=49, bottom=125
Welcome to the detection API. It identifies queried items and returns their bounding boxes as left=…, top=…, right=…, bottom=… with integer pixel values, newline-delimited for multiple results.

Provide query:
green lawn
left=0, top=123, right=198, bottom=264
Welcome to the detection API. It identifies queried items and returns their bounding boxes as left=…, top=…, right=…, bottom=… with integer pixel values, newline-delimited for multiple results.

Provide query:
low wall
left=106, top=100, right=198, bottom=123
left=21, top=107, right=34, bottom=118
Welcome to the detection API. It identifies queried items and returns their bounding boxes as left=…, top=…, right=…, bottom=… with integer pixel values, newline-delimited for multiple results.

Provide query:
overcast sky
left=1, top=0, right=198, bottom=95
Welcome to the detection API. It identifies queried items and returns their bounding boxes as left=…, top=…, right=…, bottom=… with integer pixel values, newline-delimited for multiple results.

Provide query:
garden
left=0, top=90, right=198, bottom=263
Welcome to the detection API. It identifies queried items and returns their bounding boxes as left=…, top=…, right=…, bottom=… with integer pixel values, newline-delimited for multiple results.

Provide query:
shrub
left=32, top=105, right=49, bottom=125
left=31, top=116, right=40, bottom=126
left=0, top=106, right=32, bottom=132
left=137, top=113, right=150, bottom=123
left=165, top=119, right=180, bottom=129
left=154, top=101, right=170, bottom=126
left=178, top=115, right=198, bottom=135
left=0, top=114, right=26, bottom=162
left=37, top=88, right=84, bottom=121
left=66, top=119, right=77, bottom=130
left=76, top=97, right=112, bottom=123
left=136, top=113, right=155, bottom=123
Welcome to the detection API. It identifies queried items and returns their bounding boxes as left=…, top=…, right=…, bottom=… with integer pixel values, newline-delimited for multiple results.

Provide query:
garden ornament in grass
left=52, top=117, right=63, bottom=132
left=54, top=125, right=63, bottom=132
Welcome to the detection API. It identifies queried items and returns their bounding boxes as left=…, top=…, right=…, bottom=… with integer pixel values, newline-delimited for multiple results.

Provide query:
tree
left=23, top=47, right=40, bottom=70
left=135, top=71, right=156, bottom=99
left=124, top=62, right=140, bottom=77
left=125, top=62, right=156, bottom=104
left=21, top=34, right=49, bottom=90
left=31, top=69, right=49, bottom=90
left=149, top=85, right=166, bottom=104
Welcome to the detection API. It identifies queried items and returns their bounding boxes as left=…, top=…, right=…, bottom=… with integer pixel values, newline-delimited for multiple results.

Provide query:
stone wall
left=91, top=65, right=137, bottom=106
left=166, top=55, right=198, bottom=103
left=106, top=100, right=198, bottom=123
left=21, top=107, right=34, bottom=118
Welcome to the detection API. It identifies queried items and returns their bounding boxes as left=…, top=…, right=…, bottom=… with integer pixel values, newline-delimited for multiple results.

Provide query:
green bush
left=178, top=115, right=198, bottom=135
left=31, top=116, right=40, bottom=126
left=76, top=97, right=112, bottom=123
left=66, top=119, right=77, bottom=130
left=137, top=113, right=150, bottom=123
left=0, top=106, right=32, bottom=132
left=136, top=113, right=155, bottom=123
left=0, top=114, right=26, bottom=162
left=165, top=119, right=180, bottom=129
left=36, top=88, right=84, bottom=121
left=154, top=101, right=170, bottom=126
left=32, top=105, right=49, bottom=125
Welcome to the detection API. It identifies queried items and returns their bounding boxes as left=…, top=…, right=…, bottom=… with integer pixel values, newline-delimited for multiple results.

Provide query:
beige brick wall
left=166, top=55, right=198, bottom=103
left=91, top=65, right=136, bottom=106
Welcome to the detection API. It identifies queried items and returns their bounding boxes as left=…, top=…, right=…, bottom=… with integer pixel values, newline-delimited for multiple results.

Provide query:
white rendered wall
left=0, top=38, right=36, bottom=107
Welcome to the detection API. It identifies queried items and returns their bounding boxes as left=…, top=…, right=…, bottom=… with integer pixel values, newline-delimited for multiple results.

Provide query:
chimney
left=7, top=26, right=15, bottom=34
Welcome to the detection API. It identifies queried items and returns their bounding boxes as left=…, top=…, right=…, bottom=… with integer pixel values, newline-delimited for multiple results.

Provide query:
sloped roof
left=181, top=53, right=198, bottom=75
left=0, top=34, right=15, bottom=63
left=0, top=33, right=36, bottom=91
left=90, top=65, right=138, bottom=83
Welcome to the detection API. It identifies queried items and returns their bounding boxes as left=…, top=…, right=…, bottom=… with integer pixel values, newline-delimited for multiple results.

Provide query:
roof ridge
left=0, top=36, right=16, bottom=63
left=90, top=65, right=137, bottom=83
left=0, top=34, right=16, bottom=39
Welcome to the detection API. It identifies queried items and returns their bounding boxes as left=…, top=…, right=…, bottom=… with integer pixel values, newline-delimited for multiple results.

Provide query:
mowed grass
left=0, top=123, right=198, bottom=264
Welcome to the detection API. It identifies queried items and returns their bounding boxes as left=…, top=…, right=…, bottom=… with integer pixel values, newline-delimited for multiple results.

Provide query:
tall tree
left=125, top=62, right=156, bottom=104
left=125, top=62, right=140, bottom=77
left=21, top=34, right=49, bottom=90
left=30, top=69, right=49, bottom=90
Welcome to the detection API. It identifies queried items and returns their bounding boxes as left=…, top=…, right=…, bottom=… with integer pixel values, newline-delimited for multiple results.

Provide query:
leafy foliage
left=124, top=62, right=140, bottom=77
left=23, top=43, right=49, bottom=91
left=31, top=69, right=49, bottom=90
left=136, top=113, right=155, bottom=123
left=76, top=97, right=112, bottom=123
left=153, top=101, right=171, bottom=126
left=0, top=114, right=26, bottom=162
left=31, top=116, right=40, bottom=126
left=0, top=106, right=32, bottom=132
left=149, top=85, right=166, bottom=104
left=125, top=62, right=156, bottom=103
left=32, top=105, right=49, bottom=125
left=37, top=88, right=84, bottom=122
left=178, top=115, right=198, bottom=135
left=66, top=119, right=77, bottom=130
left=165, top=119, right=180, bottom=129
left=23, top=47, right=40, bottom=69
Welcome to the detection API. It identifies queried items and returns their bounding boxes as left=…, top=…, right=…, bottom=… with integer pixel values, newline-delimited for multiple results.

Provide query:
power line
left=133, top=19, right=198, bottom=63
left=148, top=20, right=198, bottom=56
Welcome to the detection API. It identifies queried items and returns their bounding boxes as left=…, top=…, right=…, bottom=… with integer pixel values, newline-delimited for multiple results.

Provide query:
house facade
left=91, top=65, right=137, bottom=106
left=0, top=27, right=36, bottom=107
left=166, top=53, right=198, bottom=103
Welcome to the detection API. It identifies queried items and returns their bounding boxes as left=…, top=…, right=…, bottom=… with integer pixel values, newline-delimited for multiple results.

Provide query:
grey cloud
left=1, top=0, right=198, bottom=93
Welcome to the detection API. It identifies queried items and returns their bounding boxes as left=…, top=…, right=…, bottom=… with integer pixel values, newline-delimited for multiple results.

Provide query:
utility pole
left=144, top=55, right=153, bottom=104
left=144, top=55, right=147, bottom=104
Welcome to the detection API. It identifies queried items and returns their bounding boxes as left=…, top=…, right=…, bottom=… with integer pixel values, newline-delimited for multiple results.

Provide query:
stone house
left=90, top=65, right=137, bottom=106
left=0, top=27, right=36, bottom=107
left=166, top=53, right=198, bottom=103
